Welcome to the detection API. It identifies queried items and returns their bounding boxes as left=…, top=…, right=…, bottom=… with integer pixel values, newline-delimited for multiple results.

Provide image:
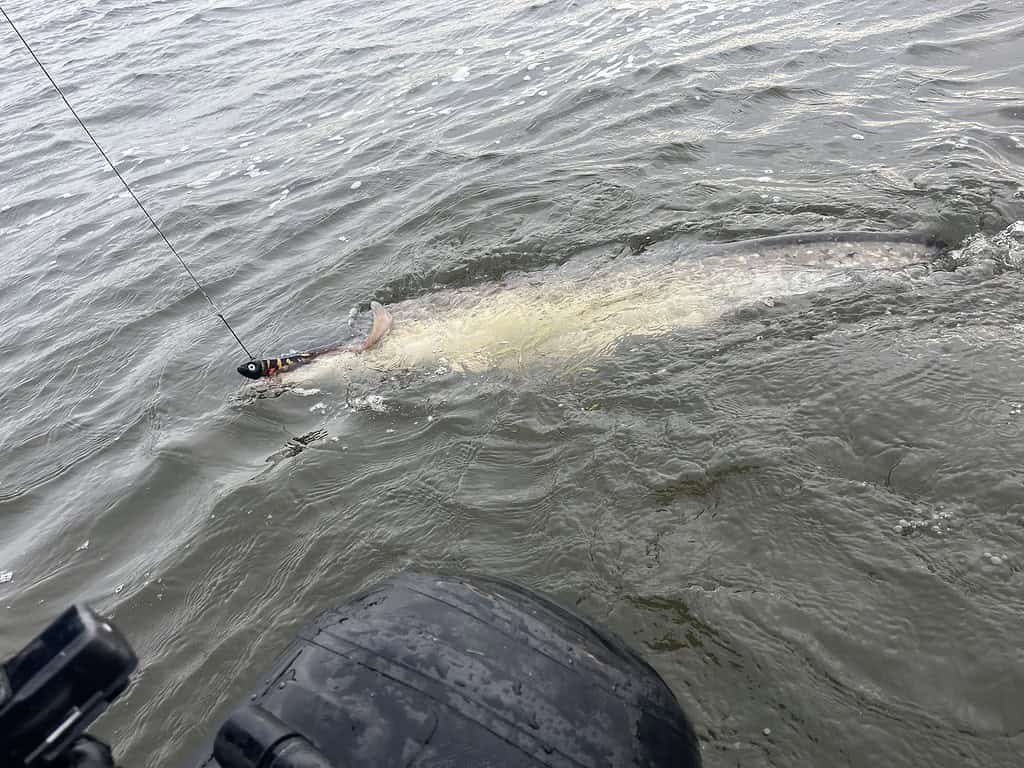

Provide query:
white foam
left=291, top=387, right=322, bottom=397
left=269, top=188, right=290, bottom=212
left=350, top=180, right=362, bottom=190
left=188, top=169, right=224, bottom=189
left=349, top=394, right=388, bottom=413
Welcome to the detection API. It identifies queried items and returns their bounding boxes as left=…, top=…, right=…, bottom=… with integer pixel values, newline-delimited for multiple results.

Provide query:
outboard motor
left=2, top=572, right=702, bottom=768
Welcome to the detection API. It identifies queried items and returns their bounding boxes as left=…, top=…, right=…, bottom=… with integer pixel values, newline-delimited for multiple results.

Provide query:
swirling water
left=1, top=0, right=1024, bottom=765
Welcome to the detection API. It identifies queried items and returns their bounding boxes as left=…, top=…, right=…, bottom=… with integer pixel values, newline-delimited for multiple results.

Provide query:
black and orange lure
left=236, top=348, right=328, bottom=379
left=236, top=301, right=393, bottom=380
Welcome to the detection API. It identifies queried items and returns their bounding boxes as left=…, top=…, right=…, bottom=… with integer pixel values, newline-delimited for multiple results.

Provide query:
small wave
left=936, top=221, right=1024, bottom=272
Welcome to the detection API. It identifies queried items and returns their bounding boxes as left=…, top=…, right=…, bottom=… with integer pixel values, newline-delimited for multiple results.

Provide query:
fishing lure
left=237, top=301, right=392, bottom=380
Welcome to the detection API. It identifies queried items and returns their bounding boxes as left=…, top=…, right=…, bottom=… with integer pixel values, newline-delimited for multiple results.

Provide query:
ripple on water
left=2, top=2, right=1024, bottom=767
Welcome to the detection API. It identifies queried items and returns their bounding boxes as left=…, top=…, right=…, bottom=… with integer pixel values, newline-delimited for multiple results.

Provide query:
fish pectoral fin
left=361, top=301, right=393, bottom=352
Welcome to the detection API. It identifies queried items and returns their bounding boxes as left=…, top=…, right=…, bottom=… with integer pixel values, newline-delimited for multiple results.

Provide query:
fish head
left=237, top=359, right=263, bottom=379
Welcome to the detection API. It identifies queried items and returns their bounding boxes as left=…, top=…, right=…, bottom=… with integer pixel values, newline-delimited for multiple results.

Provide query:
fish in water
left=236, top=301, right=393, bottom=379
left=249, top=232, right=946, bottom=384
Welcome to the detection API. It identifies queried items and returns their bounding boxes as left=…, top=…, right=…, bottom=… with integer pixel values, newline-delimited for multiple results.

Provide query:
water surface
left=2, top=0, right=1024, bottom=765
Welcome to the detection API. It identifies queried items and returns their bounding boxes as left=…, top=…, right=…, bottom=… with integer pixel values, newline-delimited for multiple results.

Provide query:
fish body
left=237, top=301, right=393, bottom=380
left=241, top=234, right=946, bottom=382
left=358, top=234, right=942, bottom=374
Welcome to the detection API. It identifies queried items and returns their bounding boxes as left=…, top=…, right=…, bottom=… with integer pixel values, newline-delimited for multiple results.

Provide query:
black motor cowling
left=195, top=571, right=700, bottom=768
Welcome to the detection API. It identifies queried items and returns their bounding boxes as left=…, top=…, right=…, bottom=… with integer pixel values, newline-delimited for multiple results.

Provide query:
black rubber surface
left=193, top=571, right=701, bottom=767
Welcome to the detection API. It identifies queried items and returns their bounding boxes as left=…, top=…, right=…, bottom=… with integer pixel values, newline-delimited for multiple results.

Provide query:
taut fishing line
left=1, top=5, right=255, bottom=360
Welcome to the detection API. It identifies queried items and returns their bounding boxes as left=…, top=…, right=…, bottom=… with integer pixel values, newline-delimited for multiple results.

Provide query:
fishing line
left=1, top=5, right=255, bottom=360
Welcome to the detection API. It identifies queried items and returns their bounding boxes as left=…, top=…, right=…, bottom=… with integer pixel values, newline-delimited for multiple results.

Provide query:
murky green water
left=2, top=1, right=1024, bottom=765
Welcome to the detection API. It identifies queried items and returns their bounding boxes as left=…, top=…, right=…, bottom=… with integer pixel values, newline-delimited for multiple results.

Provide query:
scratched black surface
left=2, top=1, right=1024, bottom=766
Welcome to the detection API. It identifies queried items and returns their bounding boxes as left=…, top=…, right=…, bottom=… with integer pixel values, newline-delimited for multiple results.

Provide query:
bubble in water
left=895, top=508, right=954, bottom=535
left=350, top=180, right=362, bottom=190
left=351, top=394, right=388, bottom=413
left=851, top=133, right=865, bottom=141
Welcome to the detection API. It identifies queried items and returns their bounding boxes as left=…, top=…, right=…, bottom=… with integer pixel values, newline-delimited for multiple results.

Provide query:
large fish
left=245, top=233, right=942, bottom=383
left=236, top=301, right=393, bottom=379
